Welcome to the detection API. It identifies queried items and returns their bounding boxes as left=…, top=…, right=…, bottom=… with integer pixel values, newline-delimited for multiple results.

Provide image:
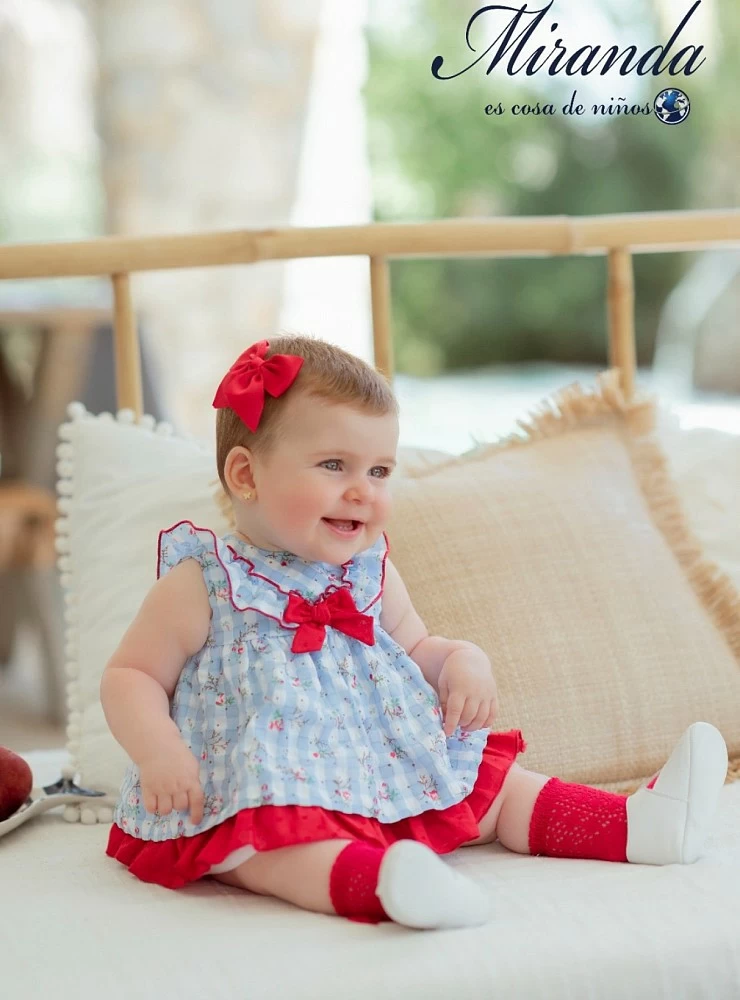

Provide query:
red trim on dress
left=224, top=547, right=354, bottom=598
left=157, top=520, right=386, bottom=628
left=106, top=730, right=527, bottom=890
left=156, top=520, right=293, bottom=630
left=362, top=530, right=389, bottom=613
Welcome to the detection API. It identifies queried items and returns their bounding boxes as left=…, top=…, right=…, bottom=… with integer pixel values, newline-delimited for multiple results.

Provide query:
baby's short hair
left=215, top=334, right=399, bottom=496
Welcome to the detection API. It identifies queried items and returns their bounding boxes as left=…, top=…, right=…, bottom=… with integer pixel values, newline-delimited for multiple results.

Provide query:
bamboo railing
left=1, top=209, right=739, bottom=416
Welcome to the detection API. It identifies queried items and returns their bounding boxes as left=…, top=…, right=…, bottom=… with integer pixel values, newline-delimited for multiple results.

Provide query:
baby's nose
left=347, top=481, right=372, bottom=502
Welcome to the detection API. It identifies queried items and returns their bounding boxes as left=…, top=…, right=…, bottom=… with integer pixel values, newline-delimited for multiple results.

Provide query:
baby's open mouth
left=322, top=518, right=361, bottom=534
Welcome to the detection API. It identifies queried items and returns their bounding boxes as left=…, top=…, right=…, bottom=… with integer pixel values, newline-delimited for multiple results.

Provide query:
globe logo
left=654, top=89, right=691, bottom=125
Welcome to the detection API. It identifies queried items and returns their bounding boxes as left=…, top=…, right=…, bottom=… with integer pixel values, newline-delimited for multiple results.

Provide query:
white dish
left=0, top=776, right=106, bottom=839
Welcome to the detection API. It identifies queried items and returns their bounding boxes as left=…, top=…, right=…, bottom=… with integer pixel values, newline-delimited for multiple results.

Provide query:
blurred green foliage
left=365, top=0, right=737, bottom=375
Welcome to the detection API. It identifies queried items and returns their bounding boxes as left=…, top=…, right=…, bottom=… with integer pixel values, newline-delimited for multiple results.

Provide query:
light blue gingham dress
left=113, top=520, right=488, bottom=842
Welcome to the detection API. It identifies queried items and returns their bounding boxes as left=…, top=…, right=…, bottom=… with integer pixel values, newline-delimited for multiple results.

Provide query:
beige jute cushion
left=387, top=371, right=740, bottom=794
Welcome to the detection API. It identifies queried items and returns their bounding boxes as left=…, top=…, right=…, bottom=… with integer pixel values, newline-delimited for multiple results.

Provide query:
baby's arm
left=380, top=558, right=479, bottom=690
left=99, top=559, right=211, bottom=766
left=381, top=559, right=497, bottom=733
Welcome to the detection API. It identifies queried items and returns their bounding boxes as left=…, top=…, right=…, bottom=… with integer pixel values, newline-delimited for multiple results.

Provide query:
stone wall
left=91, top=0, right=322, bottom=438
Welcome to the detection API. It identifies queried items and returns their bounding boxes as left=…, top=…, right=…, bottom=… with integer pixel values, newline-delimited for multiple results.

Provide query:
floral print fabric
left=112, top=520, right=488, bottom=842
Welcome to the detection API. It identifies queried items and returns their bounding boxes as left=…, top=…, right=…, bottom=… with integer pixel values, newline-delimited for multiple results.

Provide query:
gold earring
left=241, top=491, right=255, bottom=501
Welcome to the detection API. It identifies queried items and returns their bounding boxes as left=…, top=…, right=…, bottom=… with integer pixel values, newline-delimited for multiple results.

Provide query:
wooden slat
left=111, top=273, right=143, bottom=417
left=369, top=256, right=393, bottom=380
left=573, top=210, right=740, bottom=253
left=0, top=307, right=110, bottom=328
left=0, top=210, right=739, bottom=278
left=607, top=248, right=636, bottom=398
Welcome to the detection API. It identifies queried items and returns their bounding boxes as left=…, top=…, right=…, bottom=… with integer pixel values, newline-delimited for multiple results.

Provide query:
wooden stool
left=0, top=481, right=65, bottom=724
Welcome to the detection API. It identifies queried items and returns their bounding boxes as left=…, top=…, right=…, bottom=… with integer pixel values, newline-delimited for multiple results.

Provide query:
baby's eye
left=319, top=460, right=392, bottom=479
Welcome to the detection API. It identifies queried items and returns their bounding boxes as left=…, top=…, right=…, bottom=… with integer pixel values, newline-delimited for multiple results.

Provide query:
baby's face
left=244, top=393, right=399, bottom=564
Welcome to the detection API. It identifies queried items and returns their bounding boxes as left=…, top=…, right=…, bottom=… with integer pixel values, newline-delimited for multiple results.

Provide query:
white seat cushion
left=2, top=750, right=740, bottom=1000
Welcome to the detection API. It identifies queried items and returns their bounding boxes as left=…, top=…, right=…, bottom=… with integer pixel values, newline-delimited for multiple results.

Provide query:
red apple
left=0, top=746, right=34, bottom=821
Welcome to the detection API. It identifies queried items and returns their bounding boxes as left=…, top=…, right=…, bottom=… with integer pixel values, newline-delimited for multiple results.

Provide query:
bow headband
left=212, top=339, right=304, bottom=432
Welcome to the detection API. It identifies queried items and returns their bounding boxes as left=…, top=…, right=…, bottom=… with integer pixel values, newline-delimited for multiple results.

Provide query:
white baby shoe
left=626, top=721, right=728, bottom=865
left=376, top=840, right=492, bottom=930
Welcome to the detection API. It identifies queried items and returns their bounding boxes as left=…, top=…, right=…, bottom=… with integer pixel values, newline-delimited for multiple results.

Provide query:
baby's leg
left=460, top=763, right=549, bottom=849
left=490, top=765, right=550, bottom=854
left=211, top=839, right=351, bottom=914
left=211, top=837, right=492, bottom=929
left=492, top=764, right=571, bottom=855
left=491, top=722, right=728, bottom=865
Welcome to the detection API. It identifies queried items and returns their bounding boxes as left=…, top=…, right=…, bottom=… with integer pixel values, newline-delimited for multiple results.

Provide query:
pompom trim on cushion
left=56, top=402, right=206, bottom=822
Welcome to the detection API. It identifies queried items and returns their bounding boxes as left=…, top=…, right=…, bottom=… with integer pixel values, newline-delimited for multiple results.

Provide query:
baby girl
left=102, top=335, right=729, bottom=930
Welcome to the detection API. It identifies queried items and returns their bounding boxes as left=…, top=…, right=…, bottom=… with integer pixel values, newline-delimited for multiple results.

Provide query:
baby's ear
left=223, top=445, right=255, bottom=494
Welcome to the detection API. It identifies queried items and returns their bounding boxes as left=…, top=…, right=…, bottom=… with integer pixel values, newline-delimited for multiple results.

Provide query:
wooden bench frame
left=1, top=210, right=739, bottom=413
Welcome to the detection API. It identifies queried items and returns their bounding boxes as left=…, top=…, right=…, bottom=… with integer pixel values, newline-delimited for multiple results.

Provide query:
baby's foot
left=626, top=721, right=728, bottom=865
left=375, top=840, right=492, bottom=930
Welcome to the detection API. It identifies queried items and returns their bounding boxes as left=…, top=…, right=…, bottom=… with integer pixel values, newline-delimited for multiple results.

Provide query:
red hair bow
left=283, top=587, right=376, bottom=654
left=212, top=339, right=304, bottom=432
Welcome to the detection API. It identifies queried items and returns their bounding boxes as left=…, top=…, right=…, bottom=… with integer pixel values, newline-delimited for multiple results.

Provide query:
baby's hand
left=438, top=652, right=498, bottom=738
left=138, top=741, right=205, bottom=825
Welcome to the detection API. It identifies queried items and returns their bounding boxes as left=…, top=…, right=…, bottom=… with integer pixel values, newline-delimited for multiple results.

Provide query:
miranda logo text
left=432, top=1, right=705, bottom=80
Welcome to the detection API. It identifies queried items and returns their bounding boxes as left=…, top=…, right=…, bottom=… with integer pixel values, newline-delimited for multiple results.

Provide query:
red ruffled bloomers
left=106, top=729, right=526, bottom=889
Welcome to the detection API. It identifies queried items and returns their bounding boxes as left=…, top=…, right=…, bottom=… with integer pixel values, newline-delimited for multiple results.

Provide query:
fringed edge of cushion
left=629, top=431, right=740, bottom=665
left=406, top=368, right=655, bottom=475
left=423, top=368, right=740, bottom=668
left=523, top=372, right=740, bottom=785
left=405, top=367, right=740, bottom=784
left=592, top=754, right=740, bottom=796
left=517, top=370, right=740, bottom=784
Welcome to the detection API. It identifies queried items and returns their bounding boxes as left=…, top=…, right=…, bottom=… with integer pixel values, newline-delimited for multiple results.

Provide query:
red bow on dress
left=212, top=339, right=304, bottom=432
left=283, top=588, right=375, bottom=653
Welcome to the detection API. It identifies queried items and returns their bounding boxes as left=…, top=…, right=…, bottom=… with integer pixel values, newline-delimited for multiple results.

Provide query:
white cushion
left=656, top=407, right=740, bottom=592
left=57, top=407, right=229, bottom=806
left=56, top=399, right=740, bottom=813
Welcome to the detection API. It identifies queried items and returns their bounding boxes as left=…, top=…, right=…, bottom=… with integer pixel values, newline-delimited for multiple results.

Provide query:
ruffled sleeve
left=157, top=520, right=245, bottom=621
left=156, top=520, right=281, bottom=621
left=157, top=520, right=220, bottom=579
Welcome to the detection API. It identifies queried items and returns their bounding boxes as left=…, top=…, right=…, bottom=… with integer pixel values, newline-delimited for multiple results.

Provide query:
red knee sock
left=528, top=777, right=629, bottom=862
left=329, top=841, right=391, bottom=924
